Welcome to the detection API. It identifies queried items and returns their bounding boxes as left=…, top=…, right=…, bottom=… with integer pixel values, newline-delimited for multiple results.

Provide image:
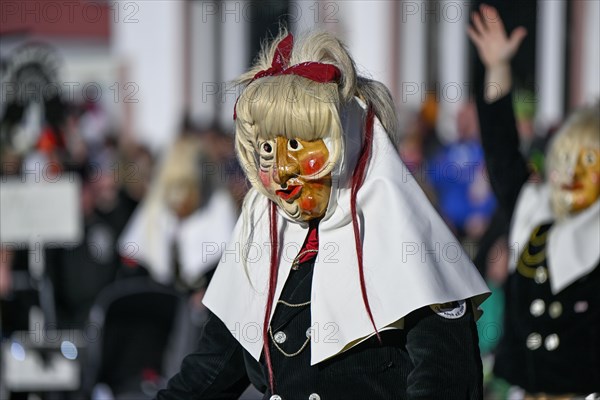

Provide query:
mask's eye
left=288, top=139, right=303, bottom=151
left=259, top=140, right=275, bottom=162
left=583, top=150, right=597, bottom=166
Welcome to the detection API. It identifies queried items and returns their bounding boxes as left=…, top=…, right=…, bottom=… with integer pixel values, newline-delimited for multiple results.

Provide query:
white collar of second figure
left=510, top=183, right=600, bottom=294
left=203, top=97, right=490, bottom=366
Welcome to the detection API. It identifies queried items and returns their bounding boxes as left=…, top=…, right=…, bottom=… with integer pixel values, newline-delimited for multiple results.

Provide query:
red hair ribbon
left=233, top=33, right=341, bottom=119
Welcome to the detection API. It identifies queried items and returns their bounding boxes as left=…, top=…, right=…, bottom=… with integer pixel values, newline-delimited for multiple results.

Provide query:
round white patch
left=430, top=300, right=467, bottom=319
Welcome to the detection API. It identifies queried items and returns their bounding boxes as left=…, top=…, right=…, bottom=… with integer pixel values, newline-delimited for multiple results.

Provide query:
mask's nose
left=573, top=155, right=587, bottom=181
left=274, top=137, right=300, bottom=186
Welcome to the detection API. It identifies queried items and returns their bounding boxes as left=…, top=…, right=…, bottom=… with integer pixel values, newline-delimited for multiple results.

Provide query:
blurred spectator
left=425, top=101, right=497, bottom=240
left=398, top=113, right=438, bottom=205
left=117, top=132, right=238, bottom=381
left=419, top=92, right=444, bottom=162
left=46, top=155, right=139, bottom=329
left=397, top=95, right=445, bottom=206
left=117, top=141, right=155, bottom=209
left=78, top=99, right=110, bottom=154
left=119, top=134, right=237, bottom=290
left=198, top=126, right=249, bottom=209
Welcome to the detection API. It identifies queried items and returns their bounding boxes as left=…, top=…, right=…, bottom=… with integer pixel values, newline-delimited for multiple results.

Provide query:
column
left=436, top=0, right=469, bottom=143
left=535, top=0, right=566, bottom=127
left=111, top=0, right=185, bottom=151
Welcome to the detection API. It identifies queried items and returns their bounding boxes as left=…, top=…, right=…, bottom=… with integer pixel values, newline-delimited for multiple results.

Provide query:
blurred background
left=0, top=1, right=598, bottom=399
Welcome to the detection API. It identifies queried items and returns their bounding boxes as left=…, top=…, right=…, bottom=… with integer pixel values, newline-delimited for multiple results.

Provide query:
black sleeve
left=404, top=302, right=483, bottom=400
left=156, top=311, right=250, bottom=400
left=476, top=92, right=530, bottom=220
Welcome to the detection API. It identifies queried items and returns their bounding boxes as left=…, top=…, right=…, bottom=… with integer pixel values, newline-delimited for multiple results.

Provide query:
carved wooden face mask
left=563, top=148, right=600, bottom=212
left=550, top=147, right=600, bottom=213
left=258, top=136, right=332, bottom=221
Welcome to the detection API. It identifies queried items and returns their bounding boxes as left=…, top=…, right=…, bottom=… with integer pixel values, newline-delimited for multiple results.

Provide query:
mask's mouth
left=561, top=181, right=583, bottom=191
left=276, top=185, right=302, bottom=202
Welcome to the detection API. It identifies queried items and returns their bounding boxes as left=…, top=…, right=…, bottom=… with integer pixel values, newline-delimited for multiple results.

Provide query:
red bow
left=233, top=33, right=341, bottom=120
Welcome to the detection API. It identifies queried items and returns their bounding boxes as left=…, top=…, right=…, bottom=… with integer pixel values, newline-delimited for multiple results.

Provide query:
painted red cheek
left=259, top=170, right=270, bottom=187
left=301, top=155, right=326, bottom=175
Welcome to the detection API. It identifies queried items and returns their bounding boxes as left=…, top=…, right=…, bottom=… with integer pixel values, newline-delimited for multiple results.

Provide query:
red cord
left=263, top=201, right=278, bottom=394
left=350, top=106, right=381, bottom=343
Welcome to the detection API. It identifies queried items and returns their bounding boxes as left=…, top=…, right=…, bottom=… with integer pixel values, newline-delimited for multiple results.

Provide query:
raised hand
left=468, top=4, right=527, bottom=68
left=468, top=4, right=527, bottom=102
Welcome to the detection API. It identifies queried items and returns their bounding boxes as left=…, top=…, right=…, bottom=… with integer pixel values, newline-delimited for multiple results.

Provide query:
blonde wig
left=143, top=135, right=210, bottom=249
left=545, top=104, right=600, bottom=219
left=155, top=136, right=205, bottom=213
left=233, top=29, right=399, bottom=204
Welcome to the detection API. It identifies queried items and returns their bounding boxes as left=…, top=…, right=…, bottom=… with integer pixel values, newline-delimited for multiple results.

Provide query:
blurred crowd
left=0, top=89, right=247, bottom=398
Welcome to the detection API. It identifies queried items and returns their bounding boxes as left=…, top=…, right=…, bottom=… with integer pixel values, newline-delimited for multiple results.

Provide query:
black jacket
left=157, top=257, right=483, bottom=400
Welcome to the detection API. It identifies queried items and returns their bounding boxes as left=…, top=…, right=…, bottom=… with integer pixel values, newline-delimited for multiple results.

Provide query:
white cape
left=119, top=189, right=237, bottom=286
left=509, top=183, right=600, bottom=294
left=203, top=98, right=490, bottom=365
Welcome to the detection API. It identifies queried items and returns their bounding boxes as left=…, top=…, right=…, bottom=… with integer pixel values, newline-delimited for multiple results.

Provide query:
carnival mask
left=550, top=147, right=600, bottom=213
left=258, top=137, right=332, bottom=221
left=564, top=148, right=600, bottom=212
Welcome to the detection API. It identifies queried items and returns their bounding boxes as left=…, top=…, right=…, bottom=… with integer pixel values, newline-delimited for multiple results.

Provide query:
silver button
left=548, top=301, right=563, bottom=319
left=529, top=299, right=545, bottom=317
left=526, top=332, right=542, bottom=350
left=270, top=395, right=282, bottom=400
left=308, top=394, right=321, bottom=400
left=534, top=267, right=547, bottom=284
left=574, top=301, right=589, bottom=313
left=273, top=331, right=287, bottom=344
left=545, top=334, right=560, bottom=351
left=306, top=327, right=312, bottom=339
